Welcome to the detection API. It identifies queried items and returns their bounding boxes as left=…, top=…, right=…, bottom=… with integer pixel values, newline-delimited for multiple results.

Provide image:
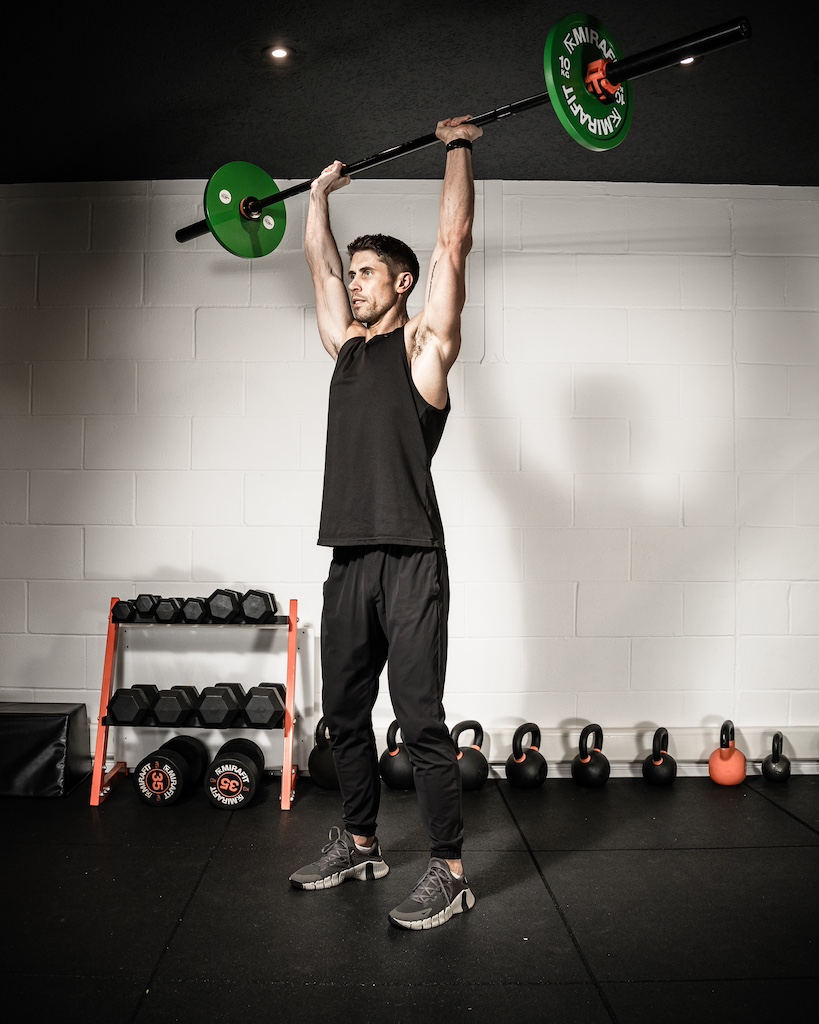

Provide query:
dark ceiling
left=5, top=1, right=814, bottom=188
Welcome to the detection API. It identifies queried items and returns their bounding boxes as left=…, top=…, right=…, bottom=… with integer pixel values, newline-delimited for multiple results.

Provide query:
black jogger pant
left=320, top=544, right=463, bottom=859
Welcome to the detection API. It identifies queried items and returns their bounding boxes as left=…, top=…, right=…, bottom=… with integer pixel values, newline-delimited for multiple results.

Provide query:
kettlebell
left=761, top=731, right=791, bottom=783
left=642, top=726, right=677, bottom=786
left=379, top=720, right=415, bottom=790
left=505, top=722, right=548, bottom=789
left=571, top=723, right=610, bottom=787
left=307, top=716, right=340, bottom=790
left=451, top=720, right=489, bottom=791
left=708, top=719, right=746, bottom=786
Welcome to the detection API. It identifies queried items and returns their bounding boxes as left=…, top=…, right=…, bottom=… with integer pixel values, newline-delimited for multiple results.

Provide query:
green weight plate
left=544, top=12, right=632, bottom=152
left=204, top=161, right=286, bottom=259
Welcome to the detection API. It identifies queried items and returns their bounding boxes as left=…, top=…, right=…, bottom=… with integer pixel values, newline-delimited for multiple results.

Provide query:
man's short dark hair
left=347, top=234, right=420, bottom=297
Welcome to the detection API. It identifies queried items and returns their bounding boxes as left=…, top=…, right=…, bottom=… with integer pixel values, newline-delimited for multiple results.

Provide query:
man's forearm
left=305, top=188, right=343, bottom=279
left=438, top=147, right=475, bottom=255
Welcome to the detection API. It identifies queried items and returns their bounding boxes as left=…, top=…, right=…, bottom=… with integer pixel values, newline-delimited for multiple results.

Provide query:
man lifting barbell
left=288, top=115, right=482, bottom=930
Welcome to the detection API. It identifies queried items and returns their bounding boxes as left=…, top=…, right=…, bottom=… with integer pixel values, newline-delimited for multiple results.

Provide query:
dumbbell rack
left=90, top=598, right=299, bottom=810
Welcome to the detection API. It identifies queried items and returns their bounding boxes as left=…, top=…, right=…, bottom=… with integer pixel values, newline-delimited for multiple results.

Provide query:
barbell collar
left=605, top=17, right=750, bottom=85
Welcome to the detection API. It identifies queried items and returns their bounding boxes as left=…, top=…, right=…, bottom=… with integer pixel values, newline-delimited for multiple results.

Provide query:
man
left=289, top=115, right=482, bottom=930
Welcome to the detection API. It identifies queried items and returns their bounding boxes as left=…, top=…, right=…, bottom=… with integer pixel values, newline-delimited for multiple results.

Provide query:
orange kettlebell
left=708, top=720, right=746, bottom=786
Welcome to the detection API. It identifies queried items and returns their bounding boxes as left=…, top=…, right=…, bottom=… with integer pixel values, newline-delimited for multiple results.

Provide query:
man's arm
left=410, top=117, right=483, bottom=401
left=305, top=161, right=356, bottom=358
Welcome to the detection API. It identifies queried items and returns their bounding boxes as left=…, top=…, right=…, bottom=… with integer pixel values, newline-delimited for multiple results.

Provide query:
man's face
left=348, top=250, right=403, bottom=325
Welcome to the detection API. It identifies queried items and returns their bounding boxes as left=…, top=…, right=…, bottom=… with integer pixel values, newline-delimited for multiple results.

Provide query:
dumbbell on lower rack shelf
left=133, top=735, right=209, bottom=806
left=204, top=738, right=265, bottom=809
left=104, top=684, right=159, bottom=726
left=196, top=682, right=285, bottom=728
left=152, top=685, right=200, bottom=727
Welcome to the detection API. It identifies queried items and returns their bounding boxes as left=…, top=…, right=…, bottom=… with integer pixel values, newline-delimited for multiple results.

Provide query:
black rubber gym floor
left=3, top=773, right=818, bottom=1024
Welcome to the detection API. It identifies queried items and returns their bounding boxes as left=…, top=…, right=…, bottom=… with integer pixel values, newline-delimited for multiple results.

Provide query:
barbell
left=175, top=11, right=751, bottom=260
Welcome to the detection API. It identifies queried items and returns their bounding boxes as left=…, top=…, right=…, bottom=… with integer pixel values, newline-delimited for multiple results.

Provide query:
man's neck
left=361, top=308, right=409, bottom=342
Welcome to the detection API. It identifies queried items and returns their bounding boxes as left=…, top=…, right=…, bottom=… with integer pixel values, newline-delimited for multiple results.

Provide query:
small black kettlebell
left=761, top=731, right=791, bottom=783
left=642, top=726, right=677, bottom=786
left=451, top=720, right=489, bottom=791
left=505, top=722, right=548, bottom=789
left=379, top=720, right=414, bottom=790
left=307, top=716, right=340, bottom=790
left=571, top=723, right=610, bottom=787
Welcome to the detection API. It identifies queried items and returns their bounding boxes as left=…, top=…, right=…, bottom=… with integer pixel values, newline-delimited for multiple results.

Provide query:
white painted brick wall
left=2, top=176, right=819, bottom=772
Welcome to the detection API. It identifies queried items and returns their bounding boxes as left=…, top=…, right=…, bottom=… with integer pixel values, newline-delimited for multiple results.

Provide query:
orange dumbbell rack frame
left=90, top=597, right=300, bottom=810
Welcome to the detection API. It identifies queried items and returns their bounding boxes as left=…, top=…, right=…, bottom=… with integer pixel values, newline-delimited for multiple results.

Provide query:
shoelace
left=409, top=861, right=451, bottom=904
left=318, top=826, right=352, bottom=867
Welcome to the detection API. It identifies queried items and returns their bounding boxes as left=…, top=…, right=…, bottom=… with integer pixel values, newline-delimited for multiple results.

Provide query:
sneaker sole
left=388, top=886, right=476, bottom=930
left=290, top=859, right=390, bottom=891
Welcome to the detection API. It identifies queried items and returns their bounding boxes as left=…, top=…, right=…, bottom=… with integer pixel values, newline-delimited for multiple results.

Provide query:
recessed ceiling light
left=680, top=56, right=695, bottom=65
left=267, top=46, right=290, bottom=59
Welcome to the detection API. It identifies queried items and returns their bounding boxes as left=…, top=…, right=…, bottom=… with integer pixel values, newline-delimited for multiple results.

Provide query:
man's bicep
left=314, top=273, right=355, bottom=354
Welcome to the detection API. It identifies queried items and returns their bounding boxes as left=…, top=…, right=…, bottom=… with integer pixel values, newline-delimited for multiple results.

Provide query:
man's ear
left=395, top=271, right=414, bottom=295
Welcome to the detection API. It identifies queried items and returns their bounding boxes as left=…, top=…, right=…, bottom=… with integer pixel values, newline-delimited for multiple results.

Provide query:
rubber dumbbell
left=134, top=593, right=161, bottom=620
left=154, top=597, right=183, bottom=623
left=240, top=589, right=278, bottom=624
left=133, top=735, right=209, bottom=806
left=180, top=597, right=210, bottom=624
left=197, top=683, right=245, bottom=727
left=111, top=599, right=138, bottom=623
left=152, top=685, right=200, bottom=727
left=204, top=738, right=265, bottom=809
left=105, top=684, right=159, bottom=726
left=206, top=589, right=243, bottom=624
left=242, top=683, right=286, bottom=728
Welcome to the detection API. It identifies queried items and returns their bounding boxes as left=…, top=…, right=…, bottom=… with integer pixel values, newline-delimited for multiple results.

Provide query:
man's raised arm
left=305, top=161, right=355, bottom=358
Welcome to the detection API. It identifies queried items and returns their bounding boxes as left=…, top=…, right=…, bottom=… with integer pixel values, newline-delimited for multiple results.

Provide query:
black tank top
left=318, top=326, right=449, bottom=548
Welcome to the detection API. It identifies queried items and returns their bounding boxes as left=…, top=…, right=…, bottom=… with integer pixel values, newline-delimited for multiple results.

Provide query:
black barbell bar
left=175, top=16, right=750, bottom=245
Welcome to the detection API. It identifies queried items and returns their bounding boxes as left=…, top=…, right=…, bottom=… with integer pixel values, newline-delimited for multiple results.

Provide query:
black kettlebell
left=642, top=726, right=677, bottom=786
left=505, top=722, right=548, bottom=789
left=451, top=720, right=489, bottom=791
left=761, top=732, right=791, bottom=783
left=379, top=720, right=414, bottom=790
left=571, top=723, right=610, bottom=787
left=307, top=716, right=340, bottom=790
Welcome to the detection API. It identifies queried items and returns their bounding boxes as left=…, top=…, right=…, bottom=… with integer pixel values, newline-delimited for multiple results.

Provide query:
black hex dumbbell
left=111, top=599, right=138, bottom=623
left=206, top=589, right=243, bottom=624
left=180, top=597, right=210, bottom=624
left=240, top=590, right=278, bottom=624
left=105, top=684, right=159, bottom=726
left=196, top=682, right=245, bottom=727
left=152, top=685, right=200, bottom=727
left=154, top=597, right=183, bottom=623
left=242, top=683, right=286, bottom=728
left=134, top=594, right=162, bottom=621
left=204, top=738, right=265, bottom=810
left=133, top=735, right=209, bottom=806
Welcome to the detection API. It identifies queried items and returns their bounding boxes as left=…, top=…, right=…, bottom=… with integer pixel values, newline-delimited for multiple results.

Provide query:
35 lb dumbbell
left=133, top=735, right=209, bottom=806
left=204, top=738, right=265, bottom=809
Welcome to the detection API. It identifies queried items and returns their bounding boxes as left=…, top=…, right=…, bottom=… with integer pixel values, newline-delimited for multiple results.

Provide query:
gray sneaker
left=289, top=826, right=390, bottom=890
left=388, top=857, right=476, bottom=930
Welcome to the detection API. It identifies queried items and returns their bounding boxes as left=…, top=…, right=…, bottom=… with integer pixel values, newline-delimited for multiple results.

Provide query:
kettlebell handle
left=386, top=719, right=403, bottom=752
left=771, top=731, right=783, bottom=763
left=315, top=716, right=332, bottom=746
left=720, top=720, right=735, bottom=748
left=651, top=726, right=669, bottom=764
left=578, top=723, right=604, bottom=762
left=451, top=720, right=484, bottom=749
left=512, top=722, right=542, bottom=762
